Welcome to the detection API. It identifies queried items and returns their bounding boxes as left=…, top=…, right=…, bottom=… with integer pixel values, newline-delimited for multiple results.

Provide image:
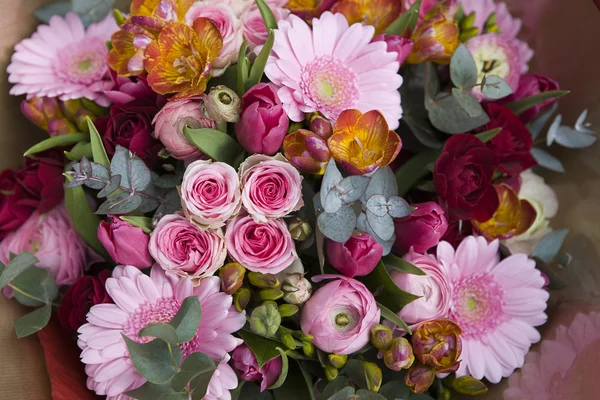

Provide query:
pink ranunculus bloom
left=241, top=4, right=290, bottom=51
left=232, top=344, right=283, bottom=392
left=301, top=275, right=381, bottom=355
left=391, top=248, right=452, bottom=327
left=97, top=216, right=153, bottom=269
left=153, top=98, right=216, bottom=160
left=0, top=204, right=99, bottom=287
left=239, top=154, right=304, bottom=222
left=225, top=214, right=297, bottom=274
left=235, top=83, right=290, bottom=156
left=393, top=202, right=448, bottom=255
left=148, top=214, right=227, bottom=280
left=78, top=265, right=245, bottom=398
left=497, top=73, right=560, bottom=123
left=185, top=2, right=243, bottom=77
left=326, top=231, right=383, bottom=278
left=180, top=160, right=242, bottom=229
left=372, top=34, right=414, bottom=66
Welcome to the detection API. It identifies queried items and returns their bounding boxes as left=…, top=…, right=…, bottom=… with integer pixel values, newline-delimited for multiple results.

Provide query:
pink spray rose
left=239, top=154, right=303, bottom=222
left=498, top=73, right=560, bottom=122
left=301, top=275, right=381, bottom=354
left=327, top=231, right=383, bottom=278
left=393, top=202, right=448, bottom=255
left=225, top=214, right=297, bottom=274
left=232, top=344, right=282, bottom=392
left=180, top=160, right=242, bottom=229
left=149, top=214, right=227, bottom=280
left=241, top=5, right=289, bottom=51
left=153, top=98, right=216, bottom=160
left=97, top=216, right=153, bottom=268
left=185, top=2, right=242, bottom=76
left=391, top=248, right=452, bottom=327
left=235, top=83, right=289, bottom=156
left=0, top=204, right=99, bottom=286
left=373, top=34, right=414, bottom=66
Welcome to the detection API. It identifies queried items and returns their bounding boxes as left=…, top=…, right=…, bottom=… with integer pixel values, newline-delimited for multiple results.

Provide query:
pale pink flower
left=205, top=356, right=239, bottom=400
left=263, top=12, right=403, bottom=129
left=436, top=236, right=548, bottom=383
left=241, top=4, right=290, bottom=51
left=78, top=265, right=245, bottom=399
left=460, top=0, right=522, bottom=40
left=7, top=12, right=118, bottom=106
left=504, top=311, right=600, bottom=400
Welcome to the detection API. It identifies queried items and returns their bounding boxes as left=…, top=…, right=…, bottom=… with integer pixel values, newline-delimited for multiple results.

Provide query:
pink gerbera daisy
left=8, top=12, right=118, bottom=106
left=263, top=12, right=403, bottom=129
left=77, top=265, right=245, bottom=399
left=436, top=236, right=548, bottom=383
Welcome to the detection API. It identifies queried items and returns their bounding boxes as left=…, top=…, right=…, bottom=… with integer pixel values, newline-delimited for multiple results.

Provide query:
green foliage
left=395, top=149, right=441, bottom=197
left=451, top=375, right=488, bottom=395
left=247, top=31, right=275, bottom=90
left=237, top=40, right=250, bottom=97
left=171, top=352, right=216, bottom=393
left=139, top=323, right=180, bottom=346
left=120, top=216, right=153, bottom=233
left=87, top=116, right=110, bottom=169
left=123, top=335, right=183, bottom=384
left=377, top=302, right=411, bottom=334
left=506, top=90, right=570, bottom=116
left=238, top=330, right=283, bottom=368
left=256, top=0, right=278, bottom=30
left=532, top=229, right=570, bottom=264
left=0, top=253, right=38, bottom=289
left=266, top=348, right=289, bottom=390
left=170, top=296, right=202, bottom=343
left=359, top=262, right=420, bottom=313
left=481, top=75, right=513, bottom=99
left=14, top=304, right=52, bottom=339
left=475, top=127, right=502, bottom=143
left=184, top=126, right=244, bottom=166
left=531, top=147, right=565, bottom=173
left=385, top=0, right=422, bottom=36
left=65, top=141, right=93, bottom=161
left=23, top=133, right=88, bottom=157
left=450, top=44, right=478, bottom=89
left=383, top=254, right=426, bottom=276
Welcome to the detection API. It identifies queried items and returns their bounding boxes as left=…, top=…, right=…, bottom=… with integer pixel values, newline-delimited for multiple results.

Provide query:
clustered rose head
left=97, top=216, right=153, bottom=268
left=300, top=275, right=381, bottom=355
left=232, top=344, right=283, bottom=392
left=327, top=231, right=383, bottom=278
left=393, top=202, right=448, bottom=255
left=58, top=270, right=111, bottom=332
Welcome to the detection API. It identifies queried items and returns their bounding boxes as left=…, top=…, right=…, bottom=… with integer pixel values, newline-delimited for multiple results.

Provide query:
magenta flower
left=97, top=216, right=153, bottom=269
left=373, top=34, right=414, bottom=66
left=498, top=73, right=560, bottom=122
left=393, top=202, right=448, bottom=255
left=326, top=231, right=383, bottom=278
left=104, top=70, right=165, bottom=106
left=232, top=344, right=283, bottom=392
left=78, top=265, right=245, bottom=398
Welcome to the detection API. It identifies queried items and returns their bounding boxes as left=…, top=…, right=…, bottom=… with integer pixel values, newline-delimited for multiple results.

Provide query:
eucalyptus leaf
left=73, top=159, right=110, bottom=190
left=171, top=352, right=216, bottom=392
left=14, top=304, right=52, bottom=338
left=34, top=2, right=72, bottom=23
left=475, top=127, right=502, bottom=143
left=237, top=330, right=282, bottom=368
left=153, top=174, right=182, bottom=189
left=531, top=147, right=565, bottom=173
left=552, top=125, right=597, bottom=148
left=170, top=296, right=202, bottom=343
left=387, top=196, right=413, bottom=218
left=336, top=176, right=371, bottom=205
left=12, top=266, right=58, bottom=307
left=126, top=382, right=189, bottom=400
left=358, top=262, right=420, bottom=312
left=366, top=195, right=389, bottom=217
left=247, top=30, right=274, bottom=90
left=452, top=88, right=483, bottom=117
left=184, top=126, right=244, bottom=166
left=24, top=133, right=88, bottom=157
left=357, top=213, right=396, bottom=256
left=327, top=386, right=356, bottom=400
left=320, top=159, right=344, bottom=208
left=427, top=93, right=490, bottom=134
left=395, top=149, right=441, bottom=196
left=506, top=90, right=570, bottom=116
left=366, top=211, right=395, bottom=241
left=384, top=0, right=422, bottom=35
left=110, top=145, right=151, bottom=192
left=154, top=188, right=181, bottom=217
left=481, top=75, right=513, bottom=99
left=72, top=0, right=115, bottom=23
left=96, top=193, right=142, bottom=215
left=267, top=348, right=289, bottom=390
left=379, top=381, right=411, bottom=400
left=122, top=335, right=182, bottom=384
left=0, top=252, right=38, bottom=290
left=531, top=229, right=569, bottom=264
left=365, top=167, right=398, bottom=201
left=356, top=390, right=387, bottom=400
left=383, top=254, right=426, bottom=275
left=318, top=206, right=357, bottom=243
left=120, top=216, right=153, bottom=233
left=139, top=323, right=179, bottom=345
left=87, top=116, right=110, bottom=169
left=322, top=377, right=353, bottom=400
left=450, top=44, right=478, bottom=89
left=528, top=103, right=558, bottom=140
left=377, top=301, right=411, bottom=334
left=97, top=174, right=122, bottom=197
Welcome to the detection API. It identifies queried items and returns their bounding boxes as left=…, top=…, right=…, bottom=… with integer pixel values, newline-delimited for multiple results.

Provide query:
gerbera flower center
left=450, top=273, right=505, bottom=338
left=123, top=298, right=201, bottom=358
left=55, top=38, right=108, bottom=84
left=300, top=56, right=359, bottom=122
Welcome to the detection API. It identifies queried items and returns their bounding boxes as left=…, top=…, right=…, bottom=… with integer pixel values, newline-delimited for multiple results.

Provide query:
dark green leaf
left=395, top=149, right=441, bottom=196
left=247, top=30, right=274, bottom=90
left=379, top=381, right=410, bottom=400
left=170, top=296, right=202, bottom=343
left=452, top=88, right=483, bottom=117
left=481, top=75, right=513, bottom=99
left=126, top=382, right=189, bottom=400
left=506, top=90, right=570, bottom=116
left=122, top=335, right=182, bottom=384
left=383, top=254, right=425, bottom=275
left=120, top=216, right=153, bottom=233
left=377, top=302, right=411, bottom=334
left=110, top=145, right=152, bottom=192
left=385, top=0, right=422, bottom=35
left=190, top=370, right=217, bottom=400
left=153, top=174, right=182, bottom=189
left=12, top=266, right=58, bottom=307
left=356, top=390, right=387, bottom=400
left=72, top=0, right=115, bottom=23
left=235, top=382, right=274, bottom=400
left=450, top=44, right=477, bottom=89
left=342, top=359, right=368, bottom=390
left=237, top=40, right=250, bottom=97
left=297, top=360, right=317, bottom=400
left=358, top=262, right=420, bottom=313
left=65, top=141, right=93, bottom=161
left=24, top=133, right=88, bottom=157
left=475, top=127, right=502, bottom=143
left=97, top=174, right=122, bottom=198
left=531, top=229, right=569, bottom=264
left=96, top=192, right=142, bottom=215
left=256, top=0, right=278, bottom=30
left=184, top=126, right=244, bottom=166
left=0, top=253, right=38, bottom=289
left=14, top=304, right=52, bottom=338
left=267, top=348, right=289, bottom=390
left=87, top=116, right=110, bottom=169
left=451, top=375, right=488, bottom=395
left=531, top=147, right=565, bottom=173
left=327, top=386, right=355, bottom=400
left=171, top=352, right=216, bottom=392
left=322, top=377, right=354, bottom=400
left=34, top=2, right=71, bottom=23
left=237, top=330, right=282, bottom=368
left=139, top=323, right=179, bottom=345
left=528, top=103, right=558, bottom=140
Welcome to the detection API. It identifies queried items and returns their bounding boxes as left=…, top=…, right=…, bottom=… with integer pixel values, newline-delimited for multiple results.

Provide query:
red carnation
left=479, top=103, right=537, bottom=176
left=58, top=270, right=112, bottom=333
left=433, top=134, right=499, bottom=222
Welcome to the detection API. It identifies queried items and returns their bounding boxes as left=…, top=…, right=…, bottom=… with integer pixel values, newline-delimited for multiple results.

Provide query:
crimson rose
left=95, top=99, right=162, bottom=167
left=58, top=270, right=112, bottom=332
left=433, top=134, right=499, bottom=222
left=480, top=103, right=537, bottom=176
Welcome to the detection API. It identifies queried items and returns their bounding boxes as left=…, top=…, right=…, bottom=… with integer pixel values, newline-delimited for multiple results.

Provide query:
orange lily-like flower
left=473, top=184, right=537, bottom=240
left=331, top=0, right=403, bottom=36
left=144, top=18, right=223, bottom=100
left=327, top=109, right=402, bottom=175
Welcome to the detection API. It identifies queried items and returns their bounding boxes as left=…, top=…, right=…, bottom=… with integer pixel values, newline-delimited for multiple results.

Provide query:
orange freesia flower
left=144, top=18, right=223, bottom=100
left=473, top=184, right=537, bottom=240
left=328, top=109, right=402, bottom=175
left=131, top=0, right=194, bottom=20
left=285, top=0, right=338, bottom=19
left=331, top=0, right=403, bottom=35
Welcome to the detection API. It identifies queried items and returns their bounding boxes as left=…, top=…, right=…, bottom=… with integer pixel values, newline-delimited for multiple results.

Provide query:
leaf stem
left=8, top=284, right=58, bottom=308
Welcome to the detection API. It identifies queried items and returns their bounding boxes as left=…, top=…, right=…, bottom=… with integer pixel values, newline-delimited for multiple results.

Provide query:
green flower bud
left=370, top=324, right=393, bottom=351
left=328, top=354, right=348, bottom=369
left=250, top=302, right=281, bottom=337
left=459, top=12, right=477, bottom=30
left=302, top=342, right=315, bottom=358
left=459, top=26, right=479, bottom=42
left=219, top=262, right=246, bottom=295
left=248, top=272, right=280, bottom=288
left=324, top=364, right=339, bottom=381
left=278, top=304, right=299, bottom=318
left=281, top=273, right=312, bottom=305
left=234, top=288, right=251, bottom=312
left=202, top=85, right=241, bottom=123
left=364, top=361, right=383, bottom=393
left=288, top=217, right=312, bottom=241
left=281, top=333, right=297, bottom=350
left=258, top=288, right=284, bottom=301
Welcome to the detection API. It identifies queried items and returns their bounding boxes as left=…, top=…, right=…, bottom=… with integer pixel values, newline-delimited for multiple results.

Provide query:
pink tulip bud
left=97, top=216, right=153, bottom=268
left=327, top=231, right=383, bottom=278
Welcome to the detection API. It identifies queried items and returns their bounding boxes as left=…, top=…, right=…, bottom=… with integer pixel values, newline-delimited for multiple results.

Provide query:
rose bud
left=235, top=83, right=289, bottom=155
left=373, top=34, right=414, bottom=66
left=383, top=337, right=415, bottom=371
left=202, top=85, right=241, bottom=123
left=364, top=362, right=383, bottom=392
left=328, top=354, right=348, bottom=369
left=219, top=262, right=246, bottom=295
left=281, top=273, right=312, bottom=305
left=250, top=302, right=281, bottom=337
left=288, top=217, right=313, bottom=241
left=370, top=324, right=393, bottom=350
left=248, top=272, right=280, bottom=289
left=405, top=363, right=436, bottom=394
left=327, top=231, right=383, bottom=278
left=97, top=216, right=153, bottom=268
left=393, top=202, right=448, bottom=255
left=232, top=344, right=283, bottom=392
left=283, top=129, right=331, bottom=175
left=412, top=319, right=462, bottom=373
left=309, top=114, right=333, bottom=140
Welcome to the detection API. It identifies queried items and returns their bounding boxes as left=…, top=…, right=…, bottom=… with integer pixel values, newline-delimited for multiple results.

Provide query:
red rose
left=96, top=99, right=163, bottom=167
left=433, top=134, right=499, bottom=222
left=58, top=270, right=112, bottom=332
left=440, top=220, right=473, bottom=249
left=479, top=103, right=537, bottom=176
left=498, top=73, right=560, bottom=122
left=0, top=170, right=33, bottom=238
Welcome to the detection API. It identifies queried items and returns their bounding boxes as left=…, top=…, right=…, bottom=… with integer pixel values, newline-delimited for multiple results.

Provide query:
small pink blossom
left=393, top=202, right=448, bottom=255
left=97, top=216, right=153, bottom=269
left=327, top=231, right=383, bottom=278
left=232, top=344, right=282, bottom=392
left=373, top=34, right=414, bottom=66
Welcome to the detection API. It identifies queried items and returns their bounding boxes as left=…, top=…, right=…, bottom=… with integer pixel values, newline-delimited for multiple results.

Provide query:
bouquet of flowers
left=1, top=0, right=597, bottom=398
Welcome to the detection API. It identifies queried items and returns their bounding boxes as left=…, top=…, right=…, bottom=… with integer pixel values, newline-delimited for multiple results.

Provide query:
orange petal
left=380, top=130, right=402, bottom=167
left=357, top=110, right=389, bottom=149
left=107, top=30, right=139, bottom=77
left=131, top=0, right=161, bottom=16
left=334, top=109, right=362, bottom=133
left=330, top=1, right=362, bottom=25
left=192, top=18, right=224, bottom=62
left=176, top=0, right=195, bottom=20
